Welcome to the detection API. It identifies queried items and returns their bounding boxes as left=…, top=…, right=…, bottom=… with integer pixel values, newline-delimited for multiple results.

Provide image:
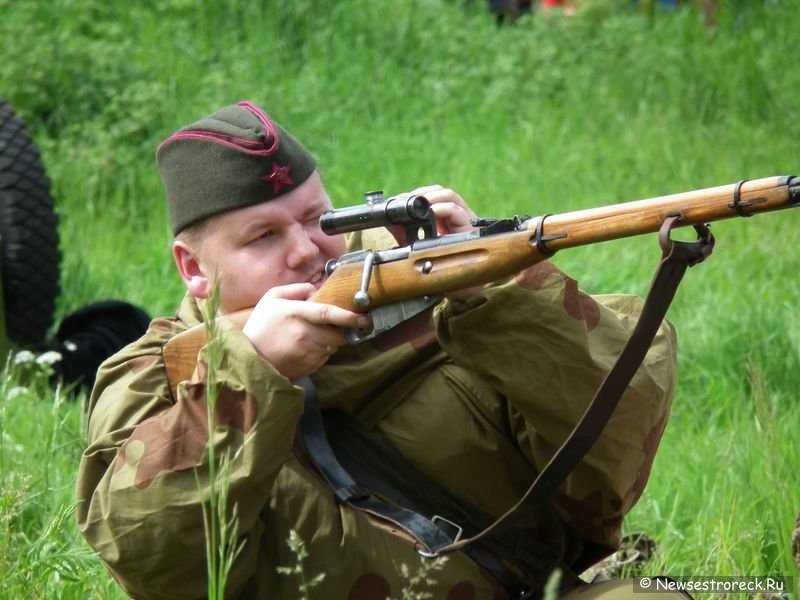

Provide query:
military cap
left=156, top=101, right=316, bottom=235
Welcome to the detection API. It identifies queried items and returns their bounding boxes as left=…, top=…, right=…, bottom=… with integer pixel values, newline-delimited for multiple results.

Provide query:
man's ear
left=173, top=240, right=211, bottom=299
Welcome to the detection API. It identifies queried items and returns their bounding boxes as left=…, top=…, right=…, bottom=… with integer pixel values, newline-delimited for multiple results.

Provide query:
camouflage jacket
left=76, top=257, right=677, bottom=600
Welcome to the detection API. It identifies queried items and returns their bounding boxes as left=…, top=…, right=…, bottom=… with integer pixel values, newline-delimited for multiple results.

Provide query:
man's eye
left=252, top=230, right=275, bottom=243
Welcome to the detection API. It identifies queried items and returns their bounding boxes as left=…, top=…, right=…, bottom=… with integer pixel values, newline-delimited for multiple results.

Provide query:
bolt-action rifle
left=163, top=176, right=800, bottom=396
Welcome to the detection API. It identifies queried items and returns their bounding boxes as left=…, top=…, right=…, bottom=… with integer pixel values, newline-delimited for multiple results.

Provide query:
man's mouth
left=308, top=270, right=325, bottom=288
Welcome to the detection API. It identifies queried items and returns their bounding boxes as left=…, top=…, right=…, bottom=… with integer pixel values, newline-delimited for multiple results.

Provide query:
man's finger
left=427, top=193, right=475, bottom=213
left=410, top=184, right=444, bottom=196
left=263, top=283, right=316, bottom=301
left=303, top=302, right=371, bottom=330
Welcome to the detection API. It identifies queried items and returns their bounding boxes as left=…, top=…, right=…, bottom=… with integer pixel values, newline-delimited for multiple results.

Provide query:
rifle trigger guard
left=658, top=215, right=715, bottom=266
left=344, top=295, right=441, bottom=344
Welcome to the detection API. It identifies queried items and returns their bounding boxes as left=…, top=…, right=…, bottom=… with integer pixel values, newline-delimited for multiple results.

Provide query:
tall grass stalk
left=275, top=529, right=326, bottom=599
left=196, top=281, right=244, bottom=599
left=392, top=557, right=448, bottom=600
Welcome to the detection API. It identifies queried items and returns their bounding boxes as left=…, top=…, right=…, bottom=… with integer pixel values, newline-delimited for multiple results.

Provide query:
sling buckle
left=417, top=515, right=463, bottom=558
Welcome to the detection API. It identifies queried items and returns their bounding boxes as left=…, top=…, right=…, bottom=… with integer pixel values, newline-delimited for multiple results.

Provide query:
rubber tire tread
left=0, top=99, right=61, bottom=346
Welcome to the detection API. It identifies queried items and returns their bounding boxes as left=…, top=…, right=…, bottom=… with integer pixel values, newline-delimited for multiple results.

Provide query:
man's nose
left=286, top=224, right=320, bottom=269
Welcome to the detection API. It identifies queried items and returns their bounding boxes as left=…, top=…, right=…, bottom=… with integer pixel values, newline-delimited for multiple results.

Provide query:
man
left=77, top=101, right=679, bottom=599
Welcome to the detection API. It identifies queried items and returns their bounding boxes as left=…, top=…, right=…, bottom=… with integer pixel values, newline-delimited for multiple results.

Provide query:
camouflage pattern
left=76, top=247, right=678, bottom=599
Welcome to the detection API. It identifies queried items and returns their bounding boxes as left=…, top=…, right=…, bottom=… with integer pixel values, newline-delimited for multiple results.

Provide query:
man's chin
left=212, top=298, right=251, bottom=317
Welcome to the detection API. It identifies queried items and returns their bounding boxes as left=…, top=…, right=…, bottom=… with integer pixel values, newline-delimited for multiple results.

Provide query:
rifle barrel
left=539, top=176, right=799, bottom=252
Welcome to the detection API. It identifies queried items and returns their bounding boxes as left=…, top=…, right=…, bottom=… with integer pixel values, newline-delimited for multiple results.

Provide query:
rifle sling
left=295, top=376, right=454, bottom=551
left=296, top=217, right=712, bottom=590
left=296, top=377, right=538, bottom=597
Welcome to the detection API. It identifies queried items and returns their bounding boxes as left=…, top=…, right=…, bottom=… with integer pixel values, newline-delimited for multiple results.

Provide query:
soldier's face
left=177, top=171, right=346, bottom=314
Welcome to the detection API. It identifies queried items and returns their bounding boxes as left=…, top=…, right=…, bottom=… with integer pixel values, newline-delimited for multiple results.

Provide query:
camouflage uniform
left=77, top=253, right=677, bottom=599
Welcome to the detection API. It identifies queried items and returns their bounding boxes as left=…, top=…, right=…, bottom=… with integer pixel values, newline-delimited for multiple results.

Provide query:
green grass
left=1, top=0, right=799, bottom=597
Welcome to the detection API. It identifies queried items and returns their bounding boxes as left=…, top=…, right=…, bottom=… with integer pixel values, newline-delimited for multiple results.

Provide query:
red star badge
left=263, top=162, right=293, bottom=194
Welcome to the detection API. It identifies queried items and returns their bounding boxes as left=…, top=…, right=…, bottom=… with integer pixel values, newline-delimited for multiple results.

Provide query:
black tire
left=0, top=98, right=61, bottom=347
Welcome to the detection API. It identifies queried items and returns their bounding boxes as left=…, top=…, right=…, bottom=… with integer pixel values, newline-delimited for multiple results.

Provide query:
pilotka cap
left=156, top=101, right=316, bottom=235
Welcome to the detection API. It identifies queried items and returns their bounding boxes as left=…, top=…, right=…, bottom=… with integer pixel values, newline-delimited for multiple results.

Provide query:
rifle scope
left=320, top=192, right=433, bottom=235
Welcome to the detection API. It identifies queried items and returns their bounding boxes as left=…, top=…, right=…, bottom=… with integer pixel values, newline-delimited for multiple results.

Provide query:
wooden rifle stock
left=162, top=175, right=800, bottom=396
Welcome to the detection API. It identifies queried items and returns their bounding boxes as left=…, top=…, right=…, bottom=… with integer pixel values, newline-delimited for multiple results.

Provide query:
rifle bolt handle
left=354, top=290, right=371, bottom=309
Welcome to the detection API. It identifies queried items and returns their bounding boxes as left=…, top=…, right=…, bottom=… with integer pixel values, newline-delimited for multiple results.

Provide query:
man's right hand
left=242, top=283, right=370, bottom=381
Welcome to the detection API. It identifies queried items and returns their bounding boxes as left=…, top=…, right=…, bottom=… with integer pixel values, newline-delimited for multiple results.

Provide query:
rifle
left=163, top=176, right=800, bottom=395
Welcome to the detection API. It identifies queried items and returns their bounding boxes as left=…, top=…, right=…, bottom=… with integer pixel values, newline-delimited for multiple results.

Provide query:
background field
left=1, top=0, right=798, bottom=597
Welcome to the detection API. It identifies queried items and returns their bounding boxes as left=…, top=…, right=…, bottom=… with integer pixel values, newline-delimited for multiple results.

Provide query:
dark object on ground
left=0, top=100, right=150, bottom=394
left=487, top=0, right=532, bottom=23
left=0, top=98, right=61, bottom=347
left=49, top=300, right=151, bottom=391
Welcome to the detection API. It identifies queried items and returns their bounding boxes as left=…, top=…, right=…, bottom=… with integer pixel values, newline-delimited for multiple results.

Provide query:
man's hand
left=399, top=185, right=483, bottom=302
left=242, top=283, right=370, bottom=381
left=386, top=185, right=477, bottom=246
left=410, top=184, right=478, bottom=237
